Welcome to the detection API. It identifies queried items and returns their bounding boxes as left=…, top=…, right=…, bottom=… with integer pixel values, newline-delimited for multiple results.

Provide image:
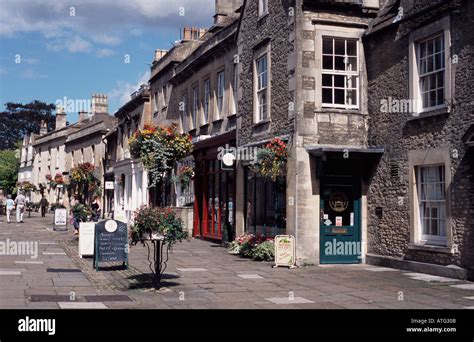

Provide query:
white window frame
left=258, top=0, right=268, bottom=18
left=153, top=91, right=158, bottom=114
left=192, top=85, right=199, bottom=129
left=217, top=71, right=225, bottom=119
left=409, top=148, right=452, bottom=249
left=55, top=147, right=59, bottom=169
left=203, top=79, right=210, bottom=124
left=417, top=165, right=447, bottom=245
left=253, top=44, right=271, bottom=124
left=409, top=16, right=451, bottom=115
left=321, top=36, right=359, bottom=109
left=231, top=62, right=238, bottom=115
left=181, top=93, right=188, bottom=133
left=417, top=34, right=446, bottom=110
left=162, top=85, right=167, bottom=108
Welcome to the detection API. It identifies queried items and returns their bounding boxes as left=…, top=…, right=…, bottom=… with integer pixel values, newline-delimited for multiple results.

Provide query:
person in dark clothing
left=91, top=197, right=101, bottom=222
left=40, top=195, right=49, bottom=217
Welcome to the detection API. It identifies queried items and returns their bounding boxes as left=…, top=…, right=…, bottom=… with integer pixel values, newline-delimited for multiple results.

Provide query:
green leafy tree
left=0, top=101, right=56, bottom=150
left=0, top=149, right=19, bottom=195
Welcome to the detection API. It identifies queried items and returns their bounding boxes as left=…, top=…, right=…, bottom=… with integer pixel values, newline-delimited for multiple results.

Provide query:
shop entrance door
left=199, top=159, right=235, bottom=241
left=320, top=159, right=361, bottom=264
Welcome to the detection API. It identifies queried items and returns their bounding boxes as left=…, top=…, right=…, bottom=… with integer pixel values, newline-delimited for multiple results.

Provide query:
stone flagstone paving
left=0, top=212, right=474, bottom=309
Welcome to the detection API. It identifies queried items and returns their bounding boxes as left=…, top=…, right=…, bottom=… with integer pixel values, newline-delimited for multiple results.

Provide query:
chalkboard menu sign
left=94, top=219, right=128, bottom=270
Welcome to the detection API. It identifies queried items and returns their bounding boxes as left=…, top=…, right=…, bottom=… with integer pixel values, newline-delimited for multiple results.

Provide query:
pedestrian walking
left=40, top=195, right=49, bottom=217
left=15, top=191, right=26, bottom=223
left=91, top=197, right=101, bottom=222
left=6, top=195, right=14, bottom=224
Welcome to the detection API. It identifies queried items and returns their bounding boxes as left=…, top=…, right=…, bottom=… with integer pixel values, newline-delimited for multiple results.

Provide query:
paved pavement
left=1, top=211, right=474, bottom=309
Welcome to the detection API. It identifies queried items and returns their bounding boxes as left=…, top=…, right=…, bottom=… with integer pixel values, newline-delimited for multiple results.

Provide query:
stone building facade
left=31, top=107, right=77, bottom=205
left=18, top=134, right=35, bottom=186
left=105, top=86, right=151, bottom=222
left=148, top=27, right=204, bottom=207
left=365, top=0, right=474, bottom=279
left=169, top=4, right=241, bottom=241
left=236, top=0, right=379, bottom=265
left=65, top=94, right=117, bottom=209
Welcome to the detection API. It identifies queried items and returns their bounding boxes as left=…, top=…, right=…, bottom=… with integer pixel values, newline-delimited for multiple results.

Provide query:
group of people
left=5, top=191, right=28, bottom=223
left=4, top=193, right=101, bottom=237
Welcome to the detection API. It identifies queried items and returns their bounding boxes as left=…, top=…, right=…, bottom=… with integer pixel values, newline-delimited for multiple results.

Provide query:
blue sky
left=0, top=0, right=214, bottom=123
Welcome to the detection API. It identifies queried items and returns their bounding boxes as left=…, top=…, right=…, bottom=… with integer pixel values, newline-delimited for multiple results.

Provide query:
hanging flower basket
left=128, top=123, right=193, bottom=187
left=70, top=162, right=96, bottom=183
left=46, top=173, right=66, bottom=189
left=251, top=137, right=288, bottom=181
left=17, top=181, right=37, bottom=192
left=70, top=163, right=100, bottom=204
left=172, top=165, right=195, bottom=190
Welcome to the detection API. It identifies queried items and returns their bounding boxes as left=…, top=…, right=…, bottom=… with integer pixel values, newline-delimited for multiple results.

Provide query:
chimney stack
left=154, top=49, right=168, bottom=62
left=214, top=0, right=243, bottom=24
left=55, top=106, right=67, bottom=130
left=39, top=120, right=47, bottom=135
left=78, top=111, right=89, bottom=122
left=182, top=27, right=206, bottom=41
left=91, top=94, right=108, bottom=115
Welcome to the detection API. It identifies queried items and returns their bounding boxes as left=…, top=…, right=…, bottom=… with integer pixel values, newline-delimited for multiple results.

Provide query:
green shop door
left=320, top=160, right=361, bottom=264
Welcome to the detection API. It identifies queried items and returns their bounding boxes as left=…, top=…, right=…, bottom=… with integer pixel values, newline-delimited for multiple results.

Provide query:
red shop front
left=193, top=132, right=236, bottom=241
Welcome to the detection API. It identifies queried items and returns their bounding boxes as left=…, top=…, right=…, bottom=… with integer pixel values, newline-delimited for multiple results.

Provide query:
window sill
left=317, top=108, right=365, bottom=115
left=408, top=105, right=450, bottom=121
left=253, top=119, right=271, bottom=128
left=408, top=243, right=452, bottom=254
left=257, top=12, right=269, bottom=22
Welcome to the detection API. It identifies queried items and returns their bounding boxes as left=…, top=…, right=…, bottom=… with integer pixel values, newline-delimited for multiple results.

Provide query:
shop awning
left=306, top=146, right=385, bottom=157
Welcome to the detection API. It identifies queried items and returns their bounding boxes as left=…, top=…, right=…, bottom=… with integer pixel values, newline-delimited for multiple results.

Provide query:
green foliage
left=50, top=203, right=66, bottom=212
left=71, top=203, right=91, bottom=222
left=251, top=240, right=275, bottom=261
left=250, top=138, right=288, bottom=181
left=227, top=233, right=275, bottom=262
left=0, top=149, right=19, bottom=194
left=130, top=206, right=188, bottom=247
left=128, top=124, right=193, bottom=187
left=0, top=101, right=56, bottom=150
left=70, top=163, right=100, bottom=204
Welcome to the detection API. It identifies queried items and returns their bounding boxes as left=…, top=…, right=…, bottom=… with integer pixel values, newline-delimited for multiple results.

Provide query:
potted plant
left=130, top=205, right=188, bottom=288
left=130, top=206, right=187, bottom=246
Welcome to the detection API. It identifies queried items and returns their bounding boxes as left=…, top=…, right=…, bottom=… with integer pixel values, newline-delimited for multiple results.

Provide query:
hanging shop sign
left=53, top=208, right=68, bottom=231
left=273, top=235, right=297, bottom=268
left=105, top=181, right=114, bottom=190
left=93, top=219, right=128, bottom=271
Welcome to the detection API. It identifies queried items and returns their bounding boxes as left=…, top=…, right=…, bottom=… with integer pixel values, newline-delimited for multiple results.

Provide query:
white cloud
left=46, top=34, right=92, bottom=53
left=18, top=67, right=47, bottom=79
left=96, top=48, right=115, bottom=57
left=0, top=0, right=214, bottom=39
left=130, top=28, right=143, bottom=37
left=108, top=70, right=150, bottom=110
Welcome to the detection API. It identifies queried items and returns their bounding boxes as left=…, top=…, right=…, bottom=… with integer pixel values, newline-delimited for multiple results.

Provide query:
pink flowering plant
left=227, top=232, right=275, bottom=261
